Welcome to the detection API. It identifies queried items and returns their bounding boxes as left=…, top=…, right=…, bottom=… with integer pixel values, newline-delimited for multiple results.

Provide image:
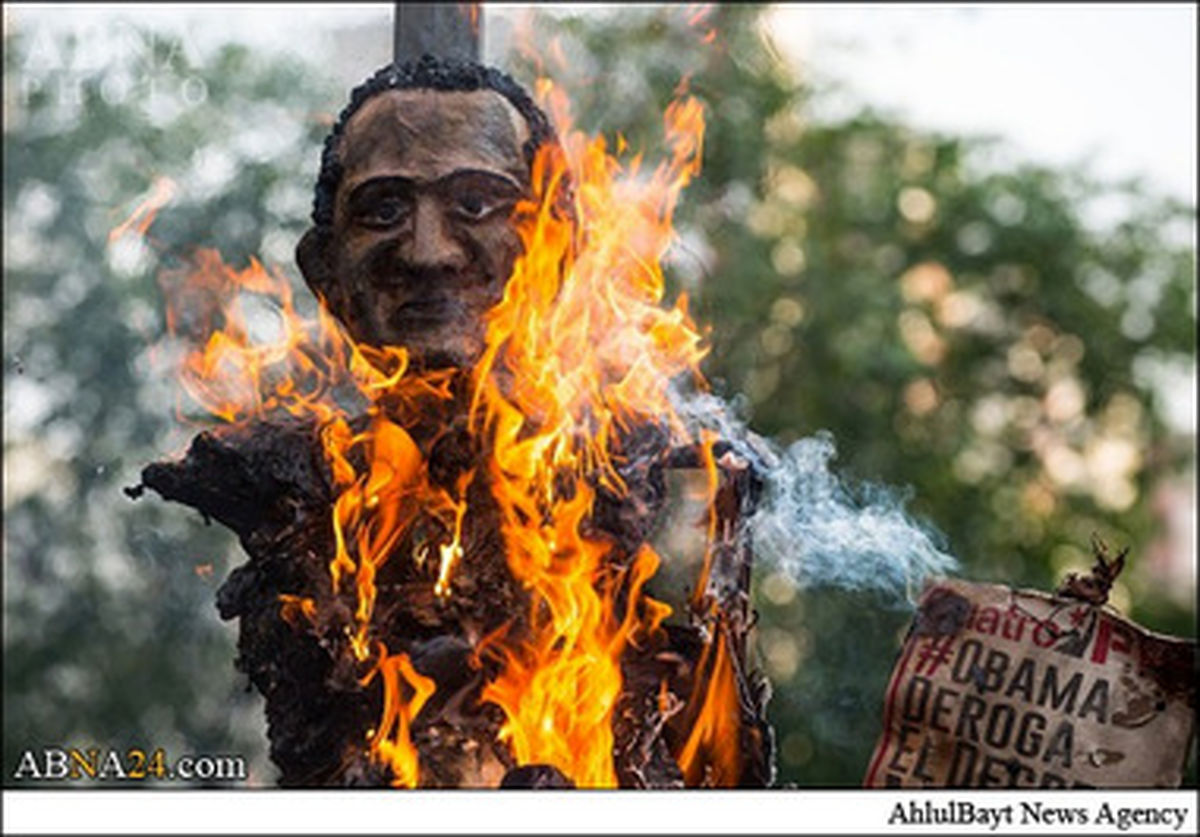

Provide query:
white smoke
left=670, top=389, right=957, bottom=605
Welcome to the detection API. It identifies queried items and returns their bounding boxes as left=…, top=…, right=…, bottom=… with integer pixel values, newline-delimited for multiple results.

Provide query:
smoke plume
left=671, top=390, right=957, bottom=605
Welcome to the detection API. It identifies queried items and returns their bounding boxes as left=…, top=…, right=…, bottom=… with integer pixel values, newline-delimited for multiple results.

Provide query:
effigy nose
left=407, top=197, right=468, bottom=273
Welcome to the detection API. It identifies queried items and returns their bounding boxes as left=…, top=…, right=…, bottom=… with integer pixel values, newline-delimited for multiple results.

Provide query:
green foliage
left=4, top=6, right=1194, bottom=788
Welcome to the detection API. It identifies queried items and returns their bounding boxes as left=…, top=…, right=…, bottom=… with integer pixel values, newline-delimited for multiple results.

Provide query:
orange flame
left=135, top=70, right=749, bottom=788
left=465, top=80, right=715, bottom=786
left=278, top=593, right=317, bottom=628
left=675, top=627, right=742, bottom=786
left=686, top=4, right=714, bottom=28
left=461, top=3, right=481, bottom=35
left=153, top=247, right=461, bottom=784
left=361, top=646, right=436, bottom=787
left=109, top=176, right=176, bottom=245
left=682, top=4, right=719, bottom=47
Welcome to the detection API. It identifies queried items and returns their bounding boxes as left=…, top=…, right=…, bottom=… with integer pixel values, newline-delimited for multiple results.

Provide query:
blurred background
left=3, top=4, right=1195, bottom=787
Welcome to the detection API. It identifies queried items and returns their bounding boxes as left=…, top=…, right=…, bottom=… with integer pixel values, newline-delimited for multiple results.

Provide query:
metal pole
left=394, top=3, right=482, bottom=64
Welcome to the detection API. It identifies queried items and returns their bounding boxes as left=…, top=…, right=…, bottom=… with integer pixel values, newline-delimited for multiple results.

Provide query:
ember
left=130, top=60, right=773, bottom=788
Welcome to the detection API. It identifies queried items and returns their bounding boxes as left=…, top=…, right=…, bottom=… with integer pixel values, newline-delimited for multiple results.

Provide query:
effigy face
left=298, top=89, right=531, bottom=368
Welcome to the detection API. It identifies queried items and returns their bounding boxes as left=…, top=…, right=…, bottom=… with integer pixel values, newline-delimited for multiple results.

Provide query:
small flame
left=685, top=4, right=714, bottom=28
left=360, top=645, right=436, bottom=788
left=278, top=593, right=317, bottom=628
left=675, top=627, right=742, bottom=786
left=461, top=3, right=481, bottom=35
left=109, top=176, right=176, bottom=245
left=434, top=472, right=471, bottom=599
left=681, top=4, right=719, bottom=47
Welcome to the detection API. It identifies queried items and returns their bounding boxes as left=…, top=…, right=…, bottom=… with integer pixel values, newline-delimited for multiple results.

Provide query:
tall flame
left=134, top=73, right=747, bottom=788
left=469, top=81, right=710, bottom=786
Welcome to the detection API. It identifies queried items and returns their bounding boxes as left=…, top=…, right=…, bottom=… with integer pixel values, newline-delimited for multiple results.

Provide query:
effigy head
left=297, top=56, right=556, bottom=368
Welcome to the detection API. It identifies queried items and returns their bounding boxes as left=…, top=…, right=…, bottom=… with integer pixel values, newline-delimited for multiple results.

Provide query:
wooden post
left=394, top=3, right=482, bottom=64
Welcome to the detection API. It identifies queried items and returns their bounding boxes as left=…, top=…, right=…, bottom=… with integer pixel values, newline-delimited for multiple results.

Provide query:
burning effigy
left=126, top=53, right=773, bottom=788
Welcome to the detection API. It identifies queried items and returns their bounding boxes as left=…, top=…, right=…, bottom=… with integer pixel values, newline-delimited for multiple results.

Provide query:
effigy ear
left=296, top=226, right=334, bottom=297
left=296, top=225, right=356, bottom=330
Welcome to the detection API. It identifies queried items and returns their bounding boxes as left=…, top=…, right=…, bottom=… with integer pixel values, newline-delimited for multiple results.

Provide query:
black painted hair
left=310, top=54, right=557, bottom=227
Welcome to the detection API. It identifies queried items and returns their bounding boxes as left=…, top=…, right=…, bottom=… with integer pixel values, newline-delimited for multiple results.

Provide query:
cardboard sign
left=864, top=578, right=1196, bottom=788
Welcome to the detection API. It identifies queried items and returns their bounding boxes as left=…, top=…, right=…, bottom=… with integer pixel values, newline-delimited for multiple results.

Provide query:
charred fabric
left=133, top=403, right=774, bottom=788
left=127, top=57, right=776, bottom=789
